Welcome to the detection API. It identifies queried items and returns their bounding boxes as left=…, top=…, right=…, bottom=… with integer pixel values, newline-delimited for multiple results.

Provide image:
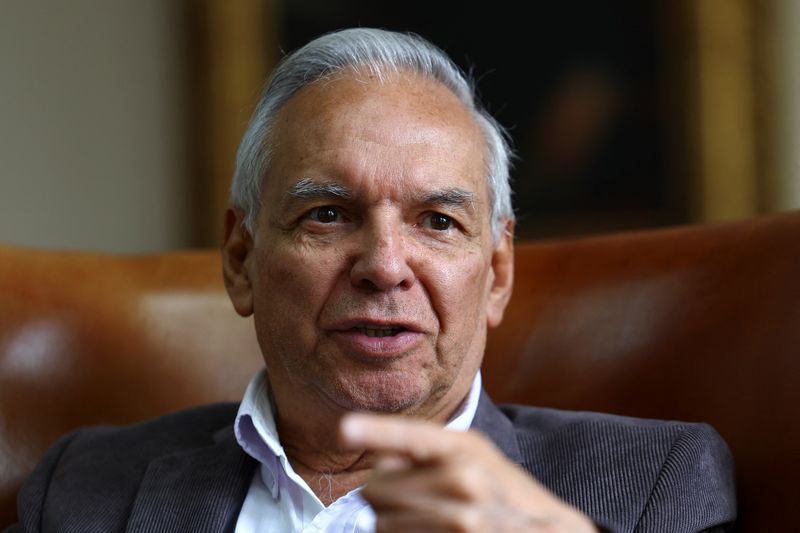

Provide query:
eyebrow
left=286, top=177, right=353, bottom=200
left=282, top=177, right=476, bottom=213
left=420, top=188, right=475, bottom=210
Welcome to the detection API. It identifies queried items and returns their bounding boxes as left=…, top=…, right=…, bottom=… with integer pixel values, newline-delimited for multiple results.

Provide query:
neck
left=276, top=409, right=374, bottom=505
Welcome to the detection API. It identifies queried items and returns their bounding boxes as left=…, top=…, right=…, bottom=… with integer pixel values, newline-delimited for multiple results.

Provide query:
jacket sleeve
left=633, top=423, right=737, bottom=532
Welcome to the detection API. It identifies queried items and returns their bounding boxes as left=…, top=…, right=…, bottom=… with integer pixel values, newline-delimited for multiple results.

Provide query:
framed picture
left=281, top=0, right=681, bottom=240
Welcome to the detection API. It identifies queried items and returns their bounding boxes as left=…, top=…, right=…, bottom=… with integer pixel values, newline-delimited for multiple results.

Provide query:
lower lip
left=329, top=329, right=424, bottom=360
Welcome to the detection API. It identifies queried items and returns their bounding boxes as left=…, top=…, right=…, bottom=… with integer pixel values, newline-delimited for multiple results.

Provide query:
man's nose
left=349, top=222, right=415, bottom=292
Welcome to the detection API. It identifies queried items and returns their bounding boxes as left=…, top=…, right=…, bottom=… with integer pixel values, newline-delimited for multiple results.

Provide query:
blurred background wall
left=0, top=0, right=797, bottom=252
left=0, top=1, right=191, bottom=252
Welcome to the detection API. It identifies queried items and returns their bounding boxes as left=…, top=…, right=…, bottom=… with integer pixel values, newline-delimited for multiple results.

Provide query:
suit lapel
left=470, top=389, right=523, bottom=464
left=125, top=426, right=257, bottom=533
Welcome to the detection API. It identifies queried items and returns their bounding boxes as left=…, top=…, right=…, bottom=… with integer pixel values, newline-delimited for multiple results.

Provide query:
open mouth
left=356, top=325, right=404, bottom=338
left=330, top=320, right=421, bottom=356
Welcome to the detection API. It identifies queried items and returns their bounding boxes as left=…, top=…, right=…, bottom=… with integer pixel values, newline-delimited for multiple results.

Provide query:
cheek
left=251, top=242, right=346, bottom=322
left=428, top=252, right=491, bottom=329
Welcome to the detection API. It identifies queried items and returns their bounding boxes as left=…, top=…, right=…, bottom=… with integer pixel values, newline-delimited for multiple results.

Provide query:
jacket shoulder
left=500, top=404, right=736, bottom=532
left=16, top=402, right=241, bottom=532
left=67, top=402, right=240, bottom=451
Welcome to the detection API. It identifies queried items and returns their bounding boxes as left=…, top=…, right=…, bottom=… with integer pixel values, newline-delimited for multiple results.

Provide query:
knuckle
left=444, top=465, right=485, bottom=500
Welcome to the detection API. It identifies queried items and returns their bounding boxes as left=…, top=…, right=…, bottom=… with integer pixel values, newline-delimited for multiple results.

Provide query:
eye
left=307, top=206, right=341, bottom=224
left=423, top=212, right=454, bottom=231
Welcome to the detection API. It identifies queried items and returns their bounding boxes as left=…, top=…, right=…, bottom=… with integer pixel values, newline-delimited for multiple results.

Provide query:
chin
left=325, top=370, right=434, bottom=414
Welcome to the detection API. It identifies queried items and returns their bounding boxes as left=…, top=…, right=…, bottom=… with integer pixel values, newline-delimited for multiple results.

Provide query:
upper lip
left=325, top=318, right=425, bottom=333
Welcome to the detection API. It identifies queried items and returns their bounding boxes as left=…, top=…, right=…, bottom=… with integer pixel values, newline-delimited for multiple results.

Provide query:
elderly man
left=13, top=28, right=735, bottom=532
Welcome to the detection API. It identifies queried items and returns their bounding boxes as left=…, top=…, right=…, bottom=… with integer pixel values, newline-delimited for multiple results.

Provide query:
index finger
left=339, top=412, right=471, bottom=463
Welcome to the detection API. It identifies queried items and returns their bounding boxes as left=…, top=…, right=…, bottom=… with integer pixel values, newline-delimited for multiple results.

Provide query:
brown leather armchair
left=2, top=210, right=799, bottom=531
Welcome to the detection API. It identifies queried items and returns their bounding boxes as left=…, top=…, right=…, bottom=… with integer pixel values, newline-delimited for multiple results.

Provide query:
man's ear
left=222, top=208, right=255, bottom=317
left=486, top=219, right=514, bottom=328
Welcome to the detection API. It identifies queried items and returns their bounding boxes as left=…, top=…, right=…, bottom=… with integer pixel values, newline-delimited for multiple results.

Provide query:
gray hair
left=230, top=27, right=514, bottom=242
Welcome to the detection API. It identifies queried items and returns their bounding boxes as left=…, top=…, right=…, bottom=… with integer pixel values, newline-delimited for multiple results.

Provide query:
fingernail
left=374, top=454, right=409, bottom=472
left=340, top=413, right=367, bottom=443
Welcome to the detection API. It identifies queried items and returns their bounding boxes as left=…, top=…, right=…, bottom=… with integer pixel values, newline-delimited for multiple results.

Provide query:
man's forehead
left=275, top=69, right=483, bottom=150
left=264, top=69, right=490, bottom=213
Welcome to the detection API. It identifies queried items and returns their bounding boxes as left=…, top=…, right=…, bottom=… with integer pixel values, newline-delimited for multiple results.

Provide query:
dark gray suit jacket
left=11, top=391, right=736, bottom=532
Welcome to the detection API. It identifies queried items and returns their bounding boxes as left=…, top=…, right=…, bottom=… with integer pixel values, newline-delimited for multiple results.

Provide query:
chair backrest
left=0, top=249, right=263, bottom=527
left=483, top=210, right=800, bottom=532
left=2, top=210, right=798, bottom=530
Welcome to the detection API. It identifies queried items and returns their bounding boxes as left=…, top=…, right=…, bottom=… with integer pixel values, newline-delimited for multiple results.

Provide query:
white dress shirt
left=233, top=368, right=483, bottom=533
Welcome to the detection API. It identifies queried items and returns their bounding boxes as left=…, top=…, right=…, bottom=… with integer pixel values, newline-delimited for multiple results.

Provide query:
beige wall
left=768, top=0, right=800, bottom=211
left=0, top=1, right=190, bottom=253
